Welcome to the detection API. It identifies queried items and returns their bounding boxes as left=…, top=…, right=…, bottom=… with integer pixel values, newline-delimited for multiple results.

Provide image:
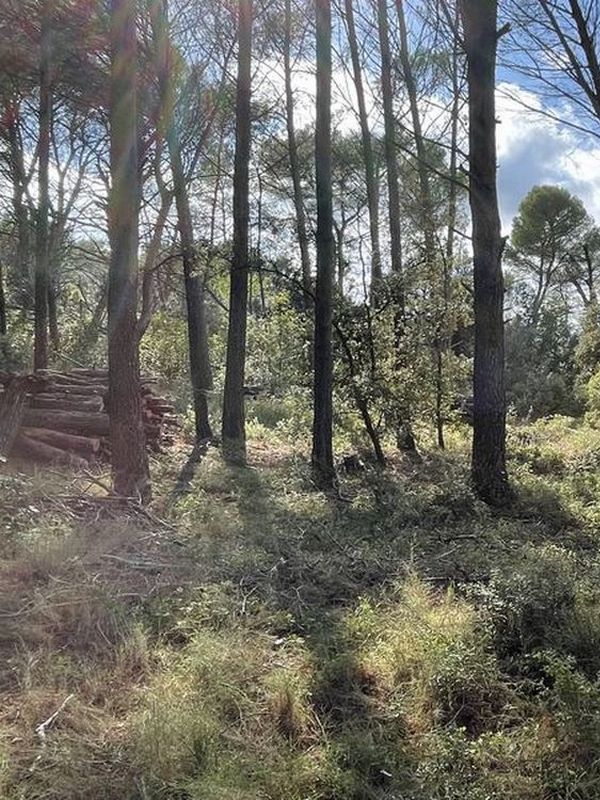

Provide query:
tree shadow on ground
left=153, top=445, right=599, bottom=797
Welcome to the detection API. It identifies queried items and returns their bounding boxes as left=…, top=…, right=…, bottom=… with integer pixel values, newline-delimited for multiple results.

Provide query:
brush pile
left=0, top=368, right=179, bottom=469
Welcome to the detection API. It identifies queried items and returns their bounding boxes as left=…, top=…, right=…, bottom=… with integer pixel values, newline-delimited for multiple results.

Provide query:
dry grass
left=0, top=504, right=196, bottom=798
left=2, top=424, right=600, bottom=798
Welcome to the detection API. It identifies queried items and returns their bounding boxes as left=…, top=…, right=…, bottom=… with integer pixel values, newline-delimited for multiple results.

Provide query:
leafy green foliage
left=575, top=302, right=600, bottom=390
left=505, top=306, right=580, bottom=418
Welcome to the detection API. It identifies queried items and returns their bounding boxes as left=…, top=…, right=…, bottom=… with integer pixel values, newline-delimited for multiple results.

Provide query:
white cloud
left=496, top=82, right=600, bottom=228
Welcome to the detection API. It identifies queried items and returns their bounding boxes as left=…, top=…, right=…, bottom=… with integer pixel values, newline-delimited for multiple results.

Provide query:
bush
left=505, top=311, right=580, bottom=419
left=0, top=335, right=23, bottom=372
left=484, top=545, right=600, bottom=678
left=140, top=311, right=190, bottom=401
left=585, top=366, right=600, bottom=428
left=487, top=546, right=578, bottom=656
left=538, top=652, right=600, bottom=796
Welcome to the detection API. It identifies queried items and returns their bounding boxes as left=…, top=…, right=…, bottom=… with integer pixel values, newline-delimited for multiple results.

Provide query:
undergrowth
left=2, top=418, right=600, bottom=798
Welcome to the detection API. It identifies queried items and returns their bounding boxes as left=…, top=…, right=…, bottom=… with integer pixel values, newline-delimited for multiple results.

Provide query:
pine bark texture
left=222, top=0, right=252, bottom=463
left=108, top=0, right=150, bottom=501
left=312, top=0, right=335, bottom=486
left=461, top=0, right=509, bottom=504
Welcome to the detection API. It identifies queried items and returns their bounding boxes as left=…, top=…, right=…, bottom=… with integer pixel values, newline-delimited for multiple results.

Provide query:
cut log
left=13, top=433, right=88, bottom=469
left=22, top=428, right=101, bottom=459
left=145, top=401, right=175, bottom=414
left=0, top=376, right=35, bottom=459
left=31, top=395, right=104, bottom=412
left=0, top=375, right=49, bottom=394
left=44, top=383, right=107, bottom=397
left=70, top=368, right=108, bottom=376
left=59, top=368, right=157, bottom=387
left=23, top=409, right=110, bottom=437
left=1, top=369, right=175, bottom=467
left=36, top=370, right=105, bottom=386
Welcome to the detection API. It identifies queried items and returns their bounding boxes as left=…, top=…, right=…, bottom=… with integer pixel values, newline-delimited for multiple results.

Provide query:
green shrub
left=585, top=367, right=600, bottom=428
left=140, top=311, right=190, bottom=406
left=484, top=545, right=600, bottom=678
left=487, top=545, right=578, bottom=655
left=538, top=652, right=600, bottom=797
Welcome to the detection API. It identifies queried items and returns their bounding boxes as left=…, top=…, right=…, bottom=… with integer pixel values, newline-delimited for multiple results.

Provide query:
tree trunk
left=151, top=0, right=214, bottom=442
left=343, top=0, right=382, bottom=300
left=461, top=0, right=509, bottom=504
left=34, top=2, right=51, bottom=372
left=434, top=346, right=445, bottom=449
left=183, top=269, right=213, bottom=440
left=170, top=147, right=213, bottom=442
left=222, top=0, right=252, bottom=464
left=437, top=7, right=461, bottom=450
left=335, top=222, right=345, bottom=295
left=396, top=0, right=436, bottom=270
left=0, top=261, right=7, bottom=336
left=284, top=0, right=312, bottom=307
left=396, top=0, right=444, bottom=448
left=446, top=7, right=461, bottom=267
left=107, top=0, right=150, bottom=501
left=48, top=282, right=60, bottom=353
left=139, top=189, right=172, bottom=336
left=377, top=0, right=418, bottom=454
left=395, top=0, right=436, bottom=263
left=312, top=0, right=335, bottom=487
left=6, top=113, right=30, bottom=294
left=376, top=0, right=403, bottom=279
left=22, top=427, right=100, bottom=459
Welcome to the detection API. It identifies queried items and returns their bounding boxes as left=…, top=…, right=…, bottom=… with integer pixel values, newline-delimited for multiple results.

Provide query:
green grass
left=3, top=418, right=600, bottom=798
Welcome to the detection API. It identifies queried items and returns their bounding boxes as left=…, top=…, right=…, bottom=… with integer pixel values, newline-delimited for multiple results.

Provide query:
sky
left=255, top=53, right=600, bottom=238
left=496, top=82, right=600, bottom=231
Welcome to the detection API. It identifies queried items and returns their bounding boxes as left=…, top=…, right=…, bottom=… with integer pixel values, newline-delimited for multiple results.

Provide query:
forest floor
left=2, top=418, right=600, bottom=799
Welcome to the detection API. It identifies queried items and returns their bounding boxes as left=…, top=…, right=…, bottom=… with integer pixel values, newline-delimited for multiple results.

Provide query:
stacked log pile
left=0, top=368, right=179, bottom=468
